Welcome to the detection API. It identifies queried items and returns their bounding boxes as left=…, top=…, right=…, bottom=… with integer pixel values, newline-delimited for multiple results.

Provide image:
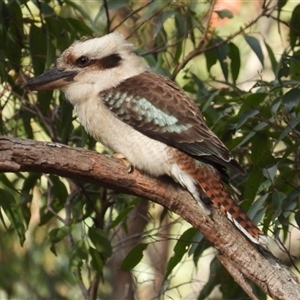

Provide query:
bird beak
left=24, top=67, right=79, bottom=91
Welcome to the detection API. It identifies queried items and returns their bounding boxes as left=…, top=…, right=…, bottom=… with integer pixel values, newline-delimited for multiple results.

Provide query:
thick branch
left=0, top=136, right=299, bottom=299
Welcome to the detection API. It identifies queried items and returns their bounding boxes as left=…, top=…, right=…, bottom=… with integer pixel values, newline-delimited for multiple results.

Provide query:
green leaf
left=89, top=247, right=104, bottom=272
left=0, top=174, right=19, bottom=192
left=21, top=173, right=41, bottom=204
left=289, top=52, right=300, bottom=81
left=48, top=225, right=71, bottom=255
left=20, top=108, right=34, bottom=139
left=198, top=257, right=222, bottom=300
left=276, top=115, right=300, bottom=146
left=251, top=132, right=274, bottom=167
left=278, top=57, right=290, bottom=80
left=49, top=226, right=71, bottom=244
left=50, top=175, right=68, bottom=201
left=164, top=227, right=197, bottom=280
left=191, top=73, right=209, bottom=96
left=188, top=231, right=206, bottom=266
left=289, top=4, right=300, bottom=49
left=282, top=190, right=299, bottom=218
left=4, top=2, right=24, bottom=69
left=214, top=37, right=229, bottom=81
left=69, top=241, right=88, bottom=274
left=29, top=24, right=48, bottom=75
left=215, top=9, right=233, bottom=19
left=205, top=49, right=217, bottom=73
left=265, top=41, right=278, bottom=76
left=33, top=1, right=55, bottom=15
left=59, top=98, right=74, bottom=143
left=295, top=210, right=300, bottom=228
left=272, top=190, right=286, bottom=219
left=248, top=194, right=269, bottom=220
left=262, top=165, right=278, bottom=181
left=174, top=11, right=186, bottom=61
left=244, top=35, right=264, bottom=67
left=0, top=189, right=26, bottom=245
left=236, top=109, right=259, bottom=129
left=238, top=93, right=267, bottom=116
left=88, top=227, right=112, bottom=258
left=243, top=169, right=264, bottom=202
left=154, top=10, right=175, bottom=38
left=282, top=88, right=300, bottom=107
left=121, top=243, right=148, bottom=271
left=109, top=197, right=140, bottom=229
left=228, top=42, right=240, bottom=82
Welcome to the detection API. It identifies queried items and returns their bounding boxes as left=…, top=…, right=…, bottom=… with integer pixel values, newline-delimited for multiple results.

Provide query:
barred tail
left=194, top=164, right=267, bottom=246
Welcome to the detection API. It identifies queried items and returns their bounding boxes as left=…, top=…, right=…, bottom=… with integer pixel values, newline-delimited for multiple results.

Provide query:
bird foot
left=113, top=153, right=133, bottom=173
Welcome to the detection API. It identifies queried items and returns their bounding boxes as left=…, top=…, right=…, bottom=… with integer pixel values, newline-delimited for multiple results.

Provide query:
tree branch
left=0, top=136, right=300, bottom=299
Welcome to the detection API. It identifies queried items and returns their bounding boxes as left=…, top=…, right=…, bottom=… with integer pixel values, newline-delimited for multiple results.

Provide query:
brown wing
left=101, top=71, right=245, bottom=175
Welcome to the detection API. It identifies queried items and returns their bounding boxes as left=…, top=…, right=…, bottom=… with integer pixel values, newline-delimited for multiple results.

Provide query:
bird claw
left=113, top=153, right=133, bottom=173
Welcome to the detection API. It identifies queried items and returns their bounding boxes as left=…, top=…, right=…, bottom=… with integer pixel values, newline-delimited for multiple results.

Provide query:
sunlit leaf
left=262, top=165, right=278, bottom=181
left=164, top=227, right=197, bottom=280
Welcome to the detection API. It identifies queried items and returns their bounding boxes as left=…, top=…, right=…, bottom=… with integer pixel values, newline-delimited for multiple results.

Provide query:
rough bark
left=0, top=136, right=299, bottom=299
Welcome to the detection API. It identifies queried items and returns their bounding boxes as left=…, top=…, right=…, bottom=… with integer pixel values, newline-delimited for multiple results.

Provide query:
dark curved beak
left=24, top=67, right=79, bottom=91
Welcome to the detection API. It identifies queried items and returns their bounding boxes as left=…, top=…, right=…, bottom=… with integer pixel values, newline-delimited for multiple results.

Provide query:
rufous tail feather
left=195, top=164, right=268, bottom=245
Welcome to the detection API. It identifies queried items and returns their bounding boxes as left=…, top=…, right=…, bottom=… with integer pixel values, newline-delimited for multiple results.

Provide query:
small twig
left=126, top=1, right=171, bottom=40
left=110, top=0, right=155, bottom=33
left=89, top=272, right=101, bottom=300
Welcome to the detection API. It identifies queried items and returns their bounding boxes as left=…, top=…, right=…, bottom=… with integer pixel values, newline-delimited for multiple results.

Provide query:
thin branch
left=110, top=0, right=155, bottom=33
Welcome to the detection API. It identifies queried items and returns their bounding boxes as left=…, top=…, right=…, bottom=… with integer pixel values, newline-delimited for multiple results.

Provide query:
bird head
left=24, top=32, right=149, bottom=105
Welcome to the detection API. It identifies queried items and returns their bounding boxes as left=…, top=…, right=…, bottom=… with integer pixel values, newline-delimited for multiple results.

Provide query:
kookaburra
left=24, top=32, right=267, bottom=245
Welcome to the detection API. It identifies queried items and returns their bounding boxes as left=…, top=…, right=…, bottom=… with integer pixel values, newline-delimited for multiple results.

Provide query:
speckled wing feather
left=101, top=71, right=245, bottom=175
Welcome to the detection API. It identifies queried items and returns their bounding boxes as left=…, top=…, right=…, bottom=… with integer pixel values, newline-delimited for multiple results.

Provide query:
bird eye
left=76, top=56, right=90, bottom=67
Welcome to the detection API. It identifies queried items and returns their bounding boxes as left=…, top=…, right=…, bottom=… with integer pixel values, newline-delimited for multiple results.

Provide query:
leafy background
left=0, top=0, right=300, bottom=299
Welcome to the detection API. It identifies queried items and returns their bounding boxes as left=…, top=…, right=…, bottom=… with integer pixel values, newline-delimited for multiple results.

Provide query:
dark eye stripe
left=74, top=54, right=122, bottom=69
left=96, top=54, right=122, bottom=69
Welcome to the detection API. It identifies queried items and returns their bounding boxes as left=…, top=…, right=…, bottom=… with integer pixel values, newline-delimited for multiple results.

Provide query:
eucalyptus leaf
left=244, top=35, right=264, bottom=67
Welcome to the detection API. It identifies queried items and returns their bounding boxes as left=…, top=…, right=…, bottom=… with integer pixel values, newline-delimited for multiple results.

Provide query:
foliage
left=0, top=0, right=300, bottom=299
